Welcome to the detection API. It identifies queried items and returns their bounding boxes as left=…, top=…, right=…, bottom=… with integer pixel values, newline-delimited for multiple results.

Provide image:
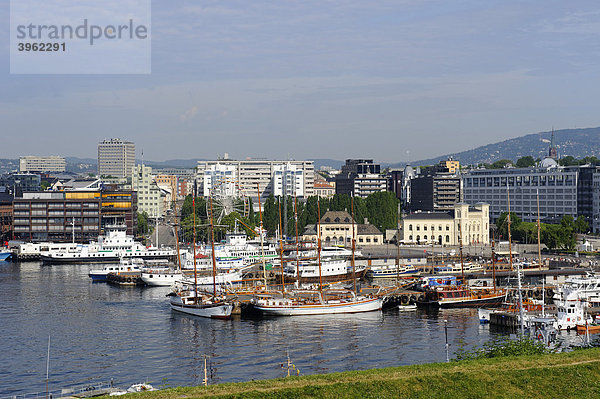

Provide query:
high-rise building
left=19, top=156, right=66, bottom=173
left=97, top=138, right=135, bottom=178
left=335, top=159, right=387, bottom=198
left=196, top=158, right=314, bottom=202
left=131, top=165, right=164, bottom=217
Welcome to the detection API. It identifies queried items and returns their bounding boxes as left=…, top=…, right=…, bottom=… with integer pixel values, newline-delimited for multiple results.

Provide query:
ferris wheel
left=206, top=178, right=250, bottom=224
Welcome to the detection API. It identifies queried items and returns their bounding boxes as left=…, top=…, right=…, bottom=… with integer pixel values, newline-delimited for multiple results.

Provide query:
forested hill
left=398, top=127, right=600, bottom=167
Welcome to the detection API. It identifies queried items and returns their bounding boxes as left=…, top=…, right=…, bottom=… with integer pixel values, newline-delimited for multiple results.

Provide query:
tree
left=137, top=211, right=149, bottom=237
left=558, top=156, right=578, bottom=166
left=491, top=159, right=513, bottom=169
left=496, top=212, right=521, bottom=240
left=516, top=156, right=535, bottom=168
left=365, top=191, right=399, bottom=233
left=574, top=215, right=589, bottom=234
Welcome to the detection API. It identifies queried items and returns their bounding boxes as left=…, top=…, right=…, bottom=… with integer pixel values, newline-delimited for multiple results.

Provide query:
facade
left=0, top=173, right=42, bottom=193
left=203, top=164, right=237, bottom=197
left=302, top=210, right=384, bottom=246
left=12, top=190, right=136, bottom=242
left=131, top=165, right=165, bottom=217
left=97, top=138, right=135, bottom=178
left=462, top=163, right=579, bottom=223
left=409, top=174, right=462, bottom=212
left=439, top=157, right=460, bottom=174
left=314, top=175, right=335, bottom=198
left=19, top=156, right=66, bottom=173
left=335, top=159, right=387, bottom=198
left=0, top=193, right=13, bottom=242
left=402, top=203, right=490, bottom=246
left=593, top=172, right=600, bottom=233
left=196, top=159, right=314, bottom=202
left=273, top=162, right=304, bottom=197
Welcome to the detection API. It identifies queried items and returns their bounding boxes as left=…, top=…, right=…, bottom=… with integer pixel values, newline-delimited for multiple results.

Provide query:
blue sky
left=2, top=1, right=600, bottom=162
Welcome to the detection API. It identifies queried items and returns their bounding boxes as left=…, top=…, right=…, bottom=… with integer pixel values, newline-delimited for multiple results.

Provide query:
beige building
left=313, top=175, right=335, bottom=198
left=402, top=202, right=489, bottom=246
left=19, top=156, right=66, bottom=173
left=98, top=138, right=135, bottom=178
left=132, top=164, right=165, bottom=217
left=303, top=210, right=384, bottom=246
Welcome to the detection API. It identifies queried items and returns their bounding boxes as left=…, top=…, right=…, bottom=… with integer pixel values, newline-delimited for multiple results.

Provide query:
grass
left=114, top=348, right=600, bottom=399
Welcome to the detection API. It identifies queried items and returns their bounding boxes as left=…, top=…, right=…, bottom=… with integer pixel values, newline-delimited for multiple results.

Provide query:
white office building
left=98, top=138, right=135, bottom=178
left=196, top=158, right=314, bottom=202
left=19, top=156, right=66, bottom=173
left=132, top=164, right=164, bottom=218
left=203, top=164, right=237, bottom=197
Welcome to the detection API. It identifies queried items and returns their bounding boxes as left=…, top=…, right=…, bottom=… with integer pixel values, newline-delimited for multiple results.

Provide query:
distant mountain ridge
left=393, top=127, right=600, bottom=168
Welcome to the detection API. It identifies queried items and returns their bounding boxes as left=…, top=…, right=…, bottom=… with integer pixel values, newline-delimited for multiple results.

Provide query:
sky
left=2, top=1, right=600, bottom=163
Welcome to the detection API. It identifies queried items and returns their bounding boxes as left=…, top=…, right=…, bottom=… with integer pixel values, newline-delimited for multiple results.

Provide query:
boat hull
left=170, top=297, right=233, bottom=319
left=419, top=294, right=505, bottom=309
left=0, top=251, right=13, bottom=261
left=254, top=297, right=382, bottom=316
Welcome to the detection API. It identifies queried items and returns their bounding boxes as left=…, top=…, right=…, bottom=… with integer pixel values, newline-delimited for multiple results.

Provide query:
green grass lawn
left=115, top=348, right=600, bottom=399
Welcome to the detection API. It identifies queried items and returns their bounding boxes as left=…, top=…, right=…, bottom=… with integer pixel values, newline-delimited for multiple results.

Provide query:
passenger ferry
left=41, top=225, right=175, bottom=263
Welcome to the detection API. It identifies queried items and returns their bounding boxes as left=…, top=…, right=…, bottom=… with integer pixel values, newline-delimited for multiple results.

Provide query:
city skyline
left=3, top=1, right=600, bottom=162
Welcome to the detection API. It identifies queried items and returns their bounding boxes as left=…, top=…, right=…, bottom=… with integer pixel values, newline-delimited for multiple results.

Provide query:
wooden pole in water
left=46, top=335, right=50, bottom=399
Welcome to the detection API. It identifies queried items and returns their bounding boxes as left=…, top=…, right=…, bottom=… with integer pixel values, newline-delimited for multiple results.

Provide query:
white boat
left=367, top=263, right=420, bottom=278
left=252, top=289, right=383, bottom=316
left=140, top=267, right=184, bottom=286
left=197, top=231, right=278, bottom=266
left=556, top=298, right=593, bottom=331
left=283, top=258, right=367, bottom=283
left=398, top=304, right=417, bottom=311
left=179, top=270, right=243, bottom=291
left=89, top=258, right=144, bottom=281
left=169, top=285, right=234, bottom=319
left=41, top=225, right=175, bottom=263
left=554, top=273, right=600, bottom=303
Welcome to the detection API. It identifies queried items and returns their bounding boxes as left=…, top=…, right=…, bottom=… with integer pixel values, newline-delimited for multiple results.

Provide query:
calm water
left=0, top=261, right=587, bottom=396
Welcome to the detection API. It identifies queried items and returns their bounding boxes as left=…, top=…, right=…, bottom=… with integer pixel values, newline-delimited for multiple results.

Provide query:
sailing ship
left=169, top=195, right=233, bottom=319
left=252, top=197, right=383, bottom=316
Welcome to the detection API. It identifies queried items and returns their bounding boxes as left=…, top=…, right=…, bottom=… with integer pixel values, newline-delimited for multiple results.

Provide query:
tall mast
left=491, top=231, right=496, bottom=293
left=396, top=202, right=401, bottom=282
left=317, top=198, right=323, bottom=293
left=209, top=196, right=218, bottom=297
left=537, top=189, right=544, bottom=317
left=173, top=182, right=181, bottom=271
left=458, top=223, right=464, bottom=281
left=192, top=196, right=198, bottom=301
left=278, top=198, right=286, bottom=295
left=294, top=194, right=301, bottom=288
left=257, top=183, right=267, bottom=288
left=507, top=182, right=524, bottom=337
left=351, top=196, right=357, bottom=294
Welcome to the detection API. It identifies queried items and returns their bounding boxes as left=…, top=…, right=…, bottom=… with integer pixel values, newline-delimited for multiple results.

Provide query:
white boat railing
left=1, top=379, right=117, bottom=399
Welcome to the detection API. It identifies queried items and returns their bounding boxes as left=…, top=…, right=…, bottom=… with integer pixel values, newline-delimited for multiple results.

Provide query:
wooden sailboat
left=251, top=198, right=383, bottom=316
left=169, top=194, right=233, bottom=319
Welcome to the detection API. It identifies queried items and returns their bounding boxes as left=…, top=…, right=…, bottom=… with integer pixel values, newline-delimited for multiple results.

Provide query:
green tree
left=558, top=155, right=578, bottom=166
left=137, top=211, right=149, bottom=237
left=574, top=215, right=589, bottom=234
left=491, top=159, right=513, bottom=169
left=516, top=156, right=535, bottom=168
left=496, top=212, right=521, bottom=240
left=365, top=191, right=399, bottom=233
left=541, top=224, right=562, bottom=250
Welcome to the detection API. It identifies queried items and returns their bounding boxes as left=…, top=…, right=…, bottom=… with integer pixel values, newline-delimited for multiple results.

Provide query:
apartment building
left=97, top=138, right=135, bottom=178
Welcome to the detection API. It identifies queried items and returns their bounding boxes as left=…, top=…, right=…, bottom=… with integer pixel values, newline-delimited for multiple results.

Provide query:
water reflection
left=0, top=261, right=590, bottom=396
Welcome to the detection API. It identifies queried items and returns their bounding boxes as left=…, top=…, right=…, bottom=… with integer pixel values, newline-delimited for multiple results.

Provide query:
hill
left=396, top=127, right=600, bottom=168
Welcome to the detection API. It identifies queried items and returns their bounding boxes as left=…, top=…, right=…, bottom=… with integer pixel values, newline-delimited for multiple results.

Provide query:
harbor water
left=0, top=261, right=588, bottom=396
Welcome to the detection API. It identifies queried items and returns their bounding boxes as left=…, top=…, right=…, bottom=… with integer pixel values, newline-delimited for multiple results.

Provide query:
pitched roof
left=320, top=210, right=355, bottom=224
left=357, top=224, right=382, bottom=235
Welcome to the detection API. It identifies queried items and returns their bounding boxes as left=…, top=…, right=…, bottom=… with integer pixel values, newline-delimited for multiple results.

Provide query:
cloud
left=179, top=105, right=198, bottom=122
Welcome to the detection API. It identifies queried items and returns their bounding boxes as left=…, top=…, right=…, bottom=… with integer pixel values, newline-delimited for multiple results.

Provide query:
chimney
left=364, top=217, right=369, bottom=224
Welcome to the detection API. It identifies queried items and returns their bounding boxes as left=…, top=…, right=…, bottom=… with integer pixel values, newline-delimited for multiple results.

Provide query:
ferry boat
left=89, top=258, right=144, bottom=282
left=366, top=264, right=420, bottom=279
left=41, top=225, right=175, bottom=263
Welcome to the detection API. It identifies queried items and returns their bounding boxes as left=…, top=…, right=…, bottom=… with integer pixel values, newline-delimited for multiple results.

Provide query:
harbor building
left=335, top=159, right=387, bottom=198
left=462, top=160, right=580, bottom=223
left=302, top=210, right=384, bottom=246
left=402, top=203, right=490, bottom=246
left=19, top=156, right=66, bottom=173
left=131, top=164, right=165, bottom=218
left=97, top=138, right=135, bottom=178
left=196, top=157, right=314, bottom=203
left=12, top=190, right=137, bottom=242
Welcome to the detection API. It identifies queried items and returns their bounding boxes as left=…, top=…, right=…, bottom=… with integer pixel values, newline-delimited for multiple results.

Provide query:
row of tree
left=178, top=192, right=400, bottom=243
left=496, top=212, right=588, bottom=250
